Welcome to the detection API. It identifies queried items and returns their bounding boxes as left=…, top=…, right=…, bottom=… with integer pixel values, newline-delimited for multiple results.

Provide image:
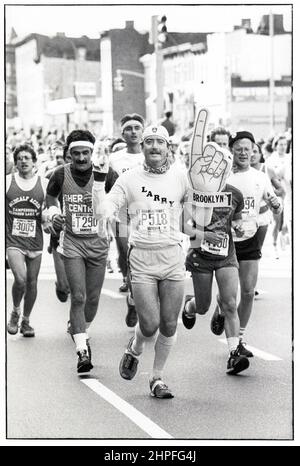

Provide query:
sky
left=5, top=2, right=292, bottom=40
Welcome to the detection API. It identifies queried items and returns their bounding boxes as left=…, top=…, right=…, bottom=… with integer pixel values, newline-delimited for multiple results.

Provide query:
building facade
left=13, top=33, right=102, bottom=135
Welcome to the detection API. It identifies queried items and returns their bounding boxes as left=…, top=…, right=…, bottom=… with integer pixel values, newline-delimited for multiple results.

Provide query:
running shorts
left=234, top=229, right=262, bottom=261
left=6, top=247, right=42, bottom=259
left=128, top=243, right=186, bottom=285
left=186, top=248, right=238, bottom=274
left=59, top=234, right=108, bottom=267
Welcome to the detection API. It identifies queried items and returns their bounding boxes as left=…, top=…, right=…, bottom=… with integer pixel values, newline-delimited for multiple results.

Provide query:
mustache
left=150, top=150, right=161, bottom=154
left=76, top=159, right=88, bottom=164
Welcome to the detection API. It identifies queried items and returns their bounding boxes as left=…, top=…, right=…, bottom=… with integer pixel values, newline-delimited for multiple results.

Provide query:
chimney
left=125, top=21, right=134, bottom=29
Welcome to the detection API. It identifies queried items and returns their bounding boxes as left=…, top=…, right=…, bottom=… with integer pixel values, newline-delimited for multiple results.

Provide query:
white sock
left=227, top=336, right=239, bottom=354
left=73, top=333, right=88, bottom=353
left=151, top=332, right=177, bottom=380
left=239, top=327, right=246, bottom=341
left=131, top=323, right=152, bottom=356
left=128, top=294, right=135, bottom=306
left=186, top=298, right=196, bottom=316
left=13, top=306, right=21, bottom=315
left=85, top=322, right=91, bottom=339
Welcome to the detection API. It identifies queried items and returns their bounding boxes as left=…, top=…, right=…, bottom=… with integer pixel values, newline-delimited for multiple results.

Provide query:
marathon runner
left=227, top=131, right=282, bottom=355
left=109, top=113, right=145, bottom=328
left=46, top=130, right=109, bottom=374
left=93, top=124, right=188, bottom=398
left=45, top=143, right=71, bottom=302
left=181, top=111, right=249, bottom=375
left=6, top=144, right=49, bottom=337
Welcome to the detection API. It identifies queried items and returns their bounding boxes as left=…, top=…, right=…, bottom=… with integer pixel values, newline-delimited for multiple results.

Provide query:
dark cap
left=229, top=131, right=255, bottom=148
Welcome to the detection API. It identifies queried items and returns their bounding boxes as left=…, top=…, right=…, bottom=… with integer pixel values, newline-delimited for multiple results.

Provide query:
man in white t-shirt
left=227, top=131, right=281, bottom=356
left=93, top=125, right=188, bottom=398
left=109, top=113, right=145, bottom=328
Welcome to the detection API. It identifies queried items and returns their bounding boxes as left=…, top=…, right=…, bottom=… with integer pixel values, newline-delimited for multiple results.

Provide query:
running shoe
left=7, top=311, right=20, bottom=335
left=125, top=295, right=138, bottom=327
left=20, top=320, right=35, bottom=338
left=210, top=298, right=225, bottom=335
left=226, top=348, right=249, bottom=375
left=181, top=295, right=196, bottom=330
left=55, top=283, right=69, bottom=303
left=238, top=340, right=254, bottom=358
left=149, top=378, right=174, bottom=399
left=67, top=321, right=91, bottom=360
left=119, top=279, right=129, bottom=293
left=77, top=349, right=93, bottom=373
left=119, top=337, right=139, bottom=380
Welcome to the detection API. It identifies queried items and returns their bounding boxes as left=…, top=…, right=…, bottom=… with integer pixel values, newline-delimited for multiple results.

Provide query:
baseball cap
left=142, top=125, right=170, bottom=143
left=229, top=131, right=255, bottom=148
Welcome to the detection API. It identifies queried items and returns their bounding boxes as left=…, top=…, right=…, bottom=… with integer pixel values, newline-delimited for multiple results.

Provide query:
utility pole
left=269, top=10, right=275, bottom=133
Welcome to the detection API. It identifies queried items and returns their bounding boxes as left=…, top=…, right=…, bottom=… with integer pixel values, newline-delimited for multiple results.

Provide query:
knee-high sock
left=152, top=332, right=177, bottom=380
left=131, top=323, right=153, bottom=356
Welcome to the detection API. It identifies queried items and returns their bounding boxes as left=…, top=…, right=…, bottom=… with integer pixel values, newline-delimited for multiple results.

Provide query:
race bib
left=243, top=196, right=256, bottom=216
left=137, top=209, right=170, bottom=235
left=12, top=218, right=36, bottom=238
left=201, top=233, right=229, bottom=257
left=71, top=213, right=98, bottom=235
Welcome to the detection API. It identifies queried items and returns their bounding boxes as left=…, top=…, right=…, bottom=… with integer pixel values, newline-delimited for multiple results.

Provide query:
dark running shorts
left=234, top=228, right=262, bottom=261
left=186, top=248, right=238, bottom=274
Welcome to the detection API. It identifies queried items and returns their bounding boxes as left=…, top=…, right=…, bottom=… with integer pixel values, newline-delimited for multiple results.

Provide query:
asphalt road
left=6, top=233, right=293, bottom=440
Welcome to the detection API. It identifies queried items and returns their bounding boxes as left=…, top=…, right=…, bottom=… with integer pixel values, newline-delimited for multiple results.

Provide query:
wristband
left=93, top=171, right=107, bottom=182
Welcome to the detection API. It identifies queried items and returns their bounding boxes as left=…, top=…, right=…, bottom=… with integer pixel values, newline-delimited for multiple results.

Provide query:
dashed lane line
left=81, top=378, right=173, bottom=439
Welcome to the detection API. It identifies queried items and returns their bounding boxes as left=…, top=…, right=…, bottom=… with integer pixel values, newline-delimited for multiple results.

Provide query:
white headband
left=68, top=141, right=94, bottom=150
left=121, top=120, right=144, bottom=132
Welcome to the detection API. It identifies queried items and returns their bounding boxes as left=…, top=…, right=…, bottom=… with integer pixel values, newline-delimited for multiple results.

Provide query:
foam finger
left=190, top=109, right=209, bottom=165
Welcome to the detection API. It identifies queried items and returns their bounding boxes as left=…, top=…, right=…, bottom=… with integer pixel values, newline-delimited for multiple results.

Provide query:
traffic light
left=114, top=72, right=124, bottom=91
left=157, top=15, right=167, bottom=44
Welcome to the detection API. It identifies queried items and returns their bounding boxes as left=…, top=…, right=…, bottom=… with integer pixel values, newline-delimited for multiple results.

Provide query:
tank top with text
left=6, top=174, right=44, bottom=251
left=62, top=164, right=98, bottom=238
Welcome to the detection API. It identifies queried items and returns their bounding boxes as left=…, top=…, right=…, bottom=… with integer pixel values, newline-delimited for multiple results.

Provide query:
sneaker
left=67, top=321, right=91, bottom=361
left=226, top=348, right=249, bottom=375
left=125, top=295, right=138, bottom=327
left=238, top=340, right=254, bottom=358
left=150, top=378, right=174, bottom=399
left=20, top=320, right=35, bottom=338
left=119, top=337, right=139, bottom=380
left=210, top=298, right=225, bottom=335
left=119, top=279, right=129, bottom=293
left=77, top=349, right=93, bottom=373
left=55, top=283, right=69, bottom=303
left=7, top=311, right=20, bottom=335
left=181, top=295, right=196, bottom=330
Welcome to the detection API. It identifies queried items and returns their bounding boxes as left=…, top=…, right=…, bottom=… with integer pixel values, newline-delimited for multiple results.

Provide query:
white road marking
left=218, top=339, right=283, bottom=361
left=81, top=378, right=173, bottom=439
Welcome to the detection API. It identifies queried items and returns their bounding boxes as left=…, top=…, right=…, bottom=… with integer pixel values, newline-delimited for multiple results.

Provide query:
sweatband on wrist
left=68, top=141, right=94, bottom=151
left=93, top=172, right=107, bottom=182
